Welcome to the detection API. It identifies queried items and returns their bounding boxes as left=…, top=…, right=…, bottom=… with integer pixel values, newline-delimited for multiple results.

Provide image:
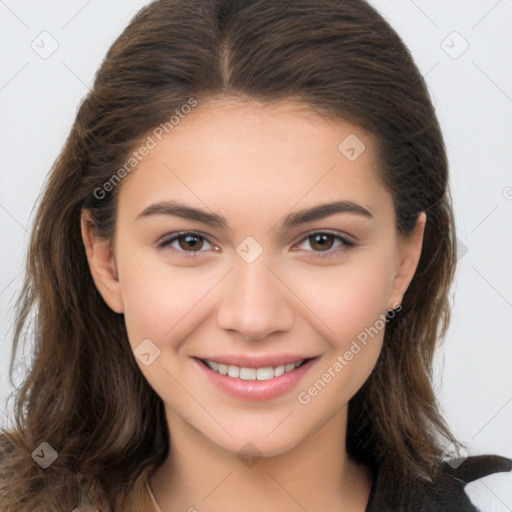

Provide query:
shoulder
left=429, top=455, right=512, bottom=511
left=367, top=454, right=512, bottom=512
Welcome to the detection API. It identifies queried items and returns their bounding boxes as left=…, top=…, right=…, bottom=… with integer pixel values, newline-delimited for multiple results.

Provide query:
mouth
left=198, top=357, right=313, bottom=381
left=192, top=355, right=319, bottom=401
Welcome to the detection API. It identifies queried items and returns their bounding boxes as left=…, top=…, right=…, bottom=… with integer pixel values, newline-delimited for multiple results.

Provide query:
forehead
left=117, top=97, right=389, bottom=225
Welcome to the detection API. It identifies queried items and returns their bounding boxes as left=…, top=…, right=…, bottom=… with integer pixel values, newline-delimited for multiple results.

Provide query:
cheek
left=292, top=256, right=394, bottom=408
left=335, top=262, right=393, bottom=340
left=118, top=252, right=218, bottom=348
left=288, top=250, right=395, bottom=349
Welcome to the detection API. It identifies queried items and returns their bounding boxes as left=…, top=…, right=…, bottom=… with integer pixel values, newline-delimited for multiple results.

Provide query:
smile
left=201, top=358, right=308, bottom=381
left=194, top=356, right=318, bottom=401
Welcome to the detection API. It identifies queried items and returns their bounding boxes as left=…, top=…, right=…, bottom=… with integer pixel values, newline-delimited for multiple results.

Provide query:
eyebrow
left=135, top=199, right=374, bottom=232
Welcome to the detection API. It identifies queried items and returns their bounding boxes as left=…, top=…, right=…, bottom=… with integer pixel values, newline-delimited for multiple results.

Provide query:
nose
left=216, top=254, right=294, bottom=341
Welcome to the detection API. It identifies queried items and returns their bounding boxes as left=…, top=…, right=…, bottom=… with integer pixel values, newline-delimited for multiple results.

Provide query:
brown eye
left=177, top=234, right=204, bottom=251
left=295, top=230, right=356, bottom=260
left=157, top=231, right=214, bottom=257
left=309, top=233, right=336, bottom=251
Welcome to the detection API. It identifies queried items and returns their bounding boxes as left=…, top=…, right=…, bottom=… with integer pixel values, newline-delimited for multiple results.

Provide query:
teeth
left=241, top=367, right=257, bottom=380
left=228, top=366, right=239, bottom=378
left=203, top=359, right=306, bottom=381
left=274, top=365, right=285, bottom=377
left=256, top=367, right=273, bottom=380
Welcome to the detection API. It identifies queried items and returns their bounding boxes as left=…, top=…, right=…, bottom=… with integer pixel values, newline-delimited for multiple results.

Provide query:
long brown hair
left=1, top=0, right=460, bottom=509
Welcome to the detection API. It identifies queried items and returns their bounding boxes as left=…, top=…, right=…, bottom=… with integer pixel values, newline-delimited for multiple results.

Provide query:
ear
left=80, top=210, right=124, bottom=314
left=388, top=212, right=426, bottom=309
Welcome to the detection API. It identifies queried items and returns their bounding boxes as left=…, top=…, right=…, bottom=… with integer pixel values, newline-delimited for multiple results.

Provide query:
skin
left=81, top=96, right=426, bottom=512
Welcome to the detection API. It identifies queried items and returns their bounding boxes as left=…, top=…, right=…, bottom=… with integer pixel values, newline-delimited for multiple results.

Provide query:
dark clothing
left=366, top=455, right=512, bottom=511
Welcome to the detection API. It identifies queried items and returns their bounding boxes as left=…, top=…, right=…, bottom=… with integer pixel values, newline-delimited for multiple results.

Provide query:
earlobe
left=388, top=212, right=426, bottom=309
left=80, top=210, right=124, bottom=314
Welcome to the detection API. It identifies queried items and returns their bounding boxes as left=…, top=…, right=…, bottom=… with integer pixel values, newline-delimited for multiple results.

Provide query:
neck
left=148, top=405, right=372, bottom=512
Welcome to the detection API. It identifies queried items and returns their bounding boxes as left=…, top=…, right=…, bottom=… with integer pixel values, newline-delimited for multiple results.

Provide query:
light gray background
left=1, top=0, right=511, bottom=508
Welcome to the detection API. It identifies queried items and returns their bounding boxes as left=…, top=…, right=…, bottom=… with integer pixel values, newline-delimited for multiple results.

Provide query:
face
left=82, top=97, right=425, bottom=458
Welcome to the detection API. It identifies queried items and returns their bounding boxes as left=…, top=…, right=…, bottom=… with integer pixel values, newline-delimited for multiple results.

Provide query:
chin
left=209, top=425, right=308, bottom=460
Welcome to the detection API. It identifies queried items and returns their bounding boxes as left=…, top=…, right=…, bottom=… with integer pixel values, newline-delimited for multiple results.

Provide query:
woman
left=1, top=0, right=510, bottom=510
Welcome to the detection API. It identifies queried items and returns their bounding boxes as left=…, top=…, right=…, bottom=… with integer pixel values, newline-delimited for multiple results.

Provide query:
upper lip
left=195, top=354, right=318, bottom=368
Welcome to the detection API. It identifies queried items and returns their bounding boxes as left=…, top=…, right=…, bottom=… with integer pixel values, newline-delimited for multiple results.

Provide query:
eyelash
left=156, top=230, right=356, bottom=260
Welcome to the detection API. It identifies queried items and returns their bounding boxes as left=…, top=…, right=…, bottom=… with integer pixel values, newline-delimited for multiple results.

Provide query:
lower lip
left=193, top=357, right=317, bottom=401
